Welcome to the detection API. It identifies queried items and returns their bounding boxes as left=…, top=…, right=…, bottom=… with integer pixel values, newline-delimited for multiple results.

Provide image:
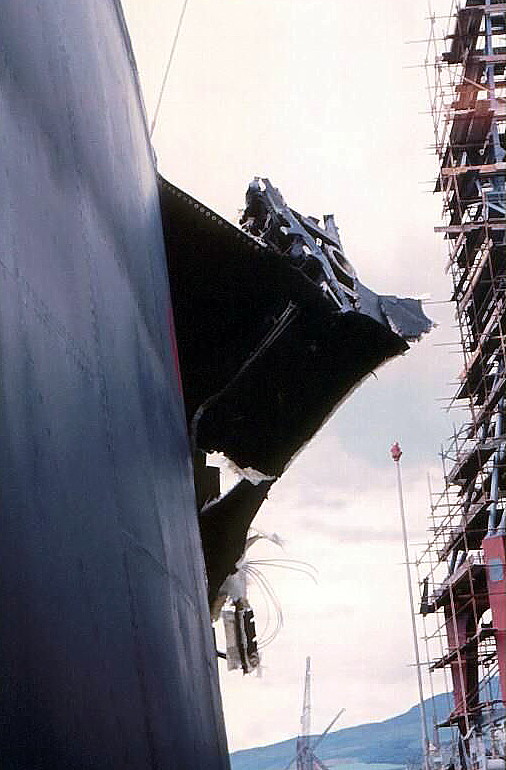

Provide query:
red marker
left=390, top=441, right=402, bottom=462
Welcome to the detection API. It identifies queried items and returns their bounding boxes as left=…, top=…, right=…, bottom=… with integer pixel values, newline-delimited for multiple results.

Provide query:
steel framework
left=418, top=3, right=506, bottom=770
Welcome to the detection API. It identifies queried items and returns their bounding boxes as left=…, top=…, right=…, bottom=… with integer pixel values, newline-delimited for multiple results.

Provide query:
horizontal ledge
left=460, top=3, right=506, bottom=11
left=469, top=54, right=506, bottom=63
left=442, top=161, right=506, bottom=176
left=435, top=221, right=506, bottom=233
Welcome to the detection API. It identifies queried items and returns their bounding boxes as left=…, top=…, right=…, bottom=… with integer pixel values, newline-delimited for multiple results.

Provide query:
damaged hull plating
left=158, top=177, right=432, bottom=611
left=158, top=176, right=432, bottom=479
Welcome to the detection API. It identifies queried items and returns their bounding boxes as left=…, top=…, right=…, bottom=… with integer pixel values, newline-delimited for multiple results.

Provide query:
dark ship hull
left=0, top=0, right=434, bottom=764
left=0, top=2, right=229, bottom=767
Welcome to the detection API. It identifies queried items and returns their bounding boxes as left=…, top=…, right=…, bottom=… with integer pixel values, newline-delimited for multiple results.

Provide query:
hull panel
left=0, top=2, right=229, bottom=767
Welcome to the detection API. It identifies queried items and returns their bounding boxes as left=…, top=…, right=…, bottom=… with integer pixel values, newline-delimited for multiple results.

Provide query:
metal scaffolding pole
left=391, top=442, right=431, bottom=770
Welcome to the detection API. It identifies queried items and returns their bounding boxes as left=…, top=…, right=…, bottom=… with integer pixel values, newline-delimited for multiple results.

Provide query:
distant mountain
left=230, top=691, right=454, bottom=770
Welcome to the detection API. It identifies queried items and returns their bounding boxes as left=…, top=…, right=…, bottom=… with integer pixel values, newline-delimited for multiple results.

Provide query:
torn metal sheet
left=222, top=601, right=260, bottom=674
left=222, top=609, right=242, bottom=671
left=240, top=178, right=358, bottom=312
left=356, top=283, right=432, bottom=342
left=158, top=175, right=432, bottom=478
left=379, top=295, right=434, bottom=342
left=241, top=178, right=433, bottom=342
left=199, top=478, right=273, bottom=607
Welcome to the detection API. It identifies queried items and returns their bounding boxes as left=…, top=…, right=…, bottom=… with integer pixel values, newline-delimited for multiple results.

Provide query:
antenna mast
left=284, top=658, right=340, bottom=770
left=297, top=657, right=312, bottom=770
left=301, top=657, right=311, bottom=739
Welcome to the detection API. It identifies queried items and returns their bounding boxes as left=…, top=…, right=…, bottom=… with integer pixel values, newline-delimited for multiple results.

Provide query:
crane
left=282, top=657, right=345, bottom=770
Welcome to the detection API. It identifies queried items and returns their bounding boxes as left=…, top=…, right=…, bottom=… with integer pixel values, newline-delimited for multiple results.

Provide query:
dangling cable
left=150, top=0, right=190, bottom=139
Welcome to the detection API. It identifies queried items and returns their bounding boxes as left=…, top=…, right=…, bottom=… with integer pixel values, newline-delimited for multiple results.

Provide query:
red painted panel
left=483, top=535, right=506, bottom=708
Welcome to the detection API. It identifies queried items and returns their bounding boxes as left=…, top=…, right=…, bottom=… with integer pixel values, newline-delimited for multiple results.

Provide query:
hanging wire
left=149, top=0, right=190, bottom=139
left=242, top=564, right=284, bottom=648
left=247, top=559, right=318, bottom=583
left=240, top=557, right=318, bottom=648
left=219, top=531, right=318, bottom=650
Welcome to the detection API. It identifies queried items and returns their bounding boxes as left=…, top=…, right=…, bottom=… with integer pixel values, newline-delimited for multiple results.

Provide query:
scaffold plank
left=469, top=378, right=505, bottom=435
left=461, top=3, right=506, bottom=12
left=431, top=560, right=488, bottom=609
left=439, top=496, right=490, bottom=560
left=448, top=442, right=495, bottom=485
left=429, top=627, right=495, bottom=672
left=470, top=54, right=506, bottom=63
left=442, top=162, right=506, bottom=177
left=435, top=222, right=506, bottom=234
left=455, top=247, right=492, bottom=307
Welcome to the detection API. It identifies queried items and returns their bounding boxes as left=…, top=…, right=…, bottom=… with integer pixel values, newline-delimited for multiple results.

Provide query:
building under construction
left=418, top=2, right=505, bottom=770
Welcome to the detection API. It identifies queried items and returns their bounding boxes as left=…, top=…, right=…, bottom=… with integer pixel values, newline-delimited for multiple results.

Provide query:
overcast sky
left=122, top=0, right=463, bottom=754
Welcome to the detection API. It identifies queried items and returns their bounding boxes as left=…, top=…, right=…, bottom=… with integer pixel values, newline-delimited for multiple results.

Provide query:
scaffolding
left=418, top=2, right=506, bottom=770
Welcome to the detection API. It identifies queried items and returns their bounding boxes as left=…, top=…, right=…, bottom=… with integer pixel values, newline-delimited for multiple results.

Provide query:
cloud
left=306, top=521, right=405, bottom=544
left=214, top=428, right=441, bottom=750
left=122, top=0, right=459, bottom=754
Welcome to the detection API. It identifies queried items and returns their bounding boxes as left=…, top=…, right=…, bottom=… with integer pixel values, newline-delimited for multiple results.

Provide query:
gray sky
left=122, top=0, right=463, bottom=753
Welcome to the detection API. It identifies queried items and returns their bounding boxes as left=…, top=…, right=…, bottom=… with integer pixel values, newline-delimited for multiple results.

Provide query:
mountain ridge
left=229, top=691, right=453, bottom=770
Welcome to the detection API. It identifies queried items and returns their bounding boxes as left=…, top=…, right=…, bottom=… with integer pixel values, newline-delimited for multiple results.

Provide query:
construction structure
left=283, top=657, right=344, bottom=770
left=296, top=657, right=317, bottom=770
left=418, top=2, right=506, bottom=770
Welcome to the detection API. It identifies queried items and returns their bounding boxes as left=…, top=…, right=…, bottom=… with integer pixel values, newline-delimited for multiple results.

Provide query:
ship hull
left=0, top=2, right=229, bottom=767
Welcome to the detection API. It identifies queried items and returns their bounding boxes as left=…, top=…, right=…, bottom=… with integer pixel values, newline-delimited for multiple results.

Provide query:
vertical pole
left=488, top=396, right=503, bottom=535
left=304, top=657, right=311, bottom=770
left=149, top=0, right=191, bottom=139
left=297, top=657, right=312, bottom=770
left=391, top=443, right=431, bottom=770
left=301, top=656, right=311, bottom=740
left=484, top=0, right=504, bottom=164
